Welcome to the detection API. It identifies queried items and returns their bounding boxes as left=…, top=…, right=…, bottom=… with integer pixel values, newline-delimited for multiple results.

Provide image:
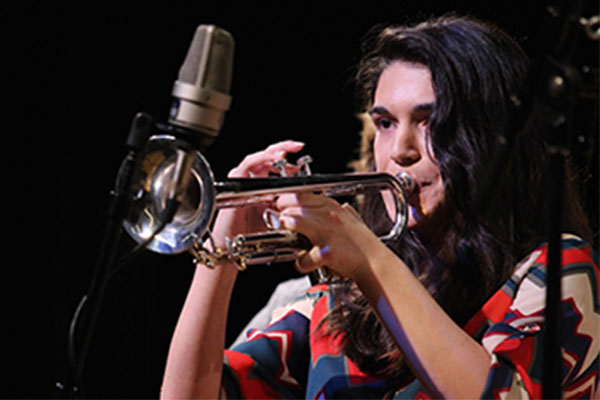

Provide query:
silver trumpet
left=122, top=135, right=414, bottom=269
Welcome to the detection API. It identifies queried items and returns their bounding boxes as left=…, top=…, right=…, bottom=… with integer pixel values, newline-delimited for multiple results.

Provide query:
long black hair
left=324, top=14, right=593, bottom=382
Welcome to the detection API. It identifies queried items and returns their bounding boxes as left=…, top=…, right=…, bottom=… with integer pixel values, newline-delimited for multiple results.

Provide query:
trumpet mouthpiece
left=396, top=172, right=415, bottom=194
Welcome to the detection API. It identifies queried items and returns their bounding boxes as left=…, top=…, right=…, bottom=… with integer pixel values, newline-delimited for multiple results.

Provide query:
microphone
left=119, top=25, right=235, bottom=254
left=63, top=26, right=236, bottom=398
left=168, top=25, right=235, bottom=150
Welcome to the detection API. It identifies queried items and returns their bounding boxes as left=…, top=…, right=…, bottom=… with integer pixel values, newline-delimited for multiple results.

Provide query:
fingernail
left=279, top=215, right=296, bottom=229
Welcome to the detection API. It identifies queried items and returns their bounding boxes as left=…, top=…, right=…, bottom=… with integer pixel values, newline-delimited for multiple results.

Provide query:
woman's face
left=371, top=61, right=446, bottom=239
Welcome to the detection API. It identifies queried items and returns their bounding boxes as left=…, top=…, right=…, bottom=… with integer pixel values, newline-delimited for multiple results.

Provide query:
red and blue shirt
left=221, top=235, right=599, bottom=399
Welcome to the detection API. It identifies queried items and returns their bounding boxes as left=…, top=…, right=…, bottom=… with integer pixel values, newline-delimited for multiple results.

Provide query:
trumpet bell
left=122, top=135, right=216, bottom=254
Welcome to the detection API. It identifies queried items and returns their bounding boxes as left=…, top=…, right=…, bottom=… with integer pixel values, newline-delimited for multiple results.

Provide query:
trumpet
left=122, top=135, right=414, bottom=269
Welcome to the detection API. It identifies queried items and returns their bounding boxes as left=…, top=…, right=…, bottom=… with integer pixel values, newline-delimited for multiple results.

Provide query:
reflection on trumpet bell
left=122, top=134, right=415, bottom=267
left=122, top=135, right=216, bottom=254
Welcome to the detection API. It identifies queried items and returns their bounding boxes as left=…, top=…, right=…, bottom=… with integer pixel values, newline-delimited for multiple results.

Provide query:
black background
left=2, top=1, right=598, bottom=398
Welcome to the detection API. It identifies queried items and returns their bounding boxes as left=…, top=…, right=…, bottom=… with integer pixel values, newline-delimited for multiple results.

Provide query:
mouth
left=419, top=179, right=432, bottom=188
left=406, top=176, right=429, bottom=195
left=396, top=172, right=429, bottom=192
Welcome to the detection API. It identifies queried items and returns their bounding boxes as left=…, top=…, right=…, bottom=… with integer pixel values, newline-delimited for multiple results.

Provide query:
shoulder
left=553, top=235, right=598, bottom=307
left=507, top=235, right=598, bottom=314
left=477, top=234, right=598, bottom=347
left=511, top=234, right=597, bottom=291
left=478, top=235, right=598, bottom=398
left=531, top=234, right=597, bottom=271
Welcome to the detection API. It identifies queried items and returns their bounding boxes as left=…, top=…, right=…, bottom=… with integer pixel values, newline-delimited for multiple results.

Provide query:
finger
left=341, top=202, right=364, bottom=221
left=295, top=246, right=329, bottom=273
left=265, top=140, right=305, bottom=154
left=229, top=140, right=305, bottom=178
left=278, top=210, right=325, bottom=241
left=276, top=192, right=331, bottom=210
left=229, top=151, right=284, bottom=177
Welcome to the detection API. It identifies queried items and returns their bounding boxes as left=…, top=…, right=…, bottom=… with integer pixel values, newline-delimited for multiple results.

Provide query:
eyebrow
left=368, top=102, right=435, bottom=116
left=368, top=106, right=390, bottom=116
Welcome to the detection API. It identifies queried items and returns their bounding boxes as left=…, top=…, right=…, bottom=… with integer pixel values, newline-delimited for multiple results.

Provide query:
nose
left=390, top=124, right=421, bottom=167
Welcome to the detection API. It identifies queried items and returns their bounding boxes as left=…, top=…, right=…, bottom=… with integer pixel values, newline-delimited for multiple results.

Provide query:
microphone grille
left=178, top=25, right=234, bottom=94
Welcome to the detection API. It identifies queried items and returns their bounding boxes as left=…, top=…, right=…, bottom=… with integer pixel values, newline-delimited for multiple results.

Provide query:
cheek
left=373, top=136, right=388, bottom=171
left=419, top=180, right=446, bottom=215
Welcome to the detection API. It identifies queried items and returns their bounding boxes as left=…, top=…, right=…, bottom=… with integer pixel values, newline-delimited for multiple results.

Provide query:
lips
left=409, top=174, right=433, bottom=193
left=390, top=170, right=433, bottom=212
left=401, top=174, right=430, bottom=210
left=399, top=172, right=427, bottom=195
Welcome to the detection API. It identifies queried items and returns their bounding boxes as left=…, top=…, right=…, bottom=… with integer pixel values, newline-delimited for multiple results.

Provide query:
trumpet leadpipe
left=214, top=172, right=413, bottom=209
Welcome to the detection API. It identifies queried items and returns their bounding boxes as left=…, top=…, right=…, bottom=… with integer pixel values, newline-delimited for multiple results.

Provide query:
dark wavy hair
left=323, top=14, right=593, bottom=383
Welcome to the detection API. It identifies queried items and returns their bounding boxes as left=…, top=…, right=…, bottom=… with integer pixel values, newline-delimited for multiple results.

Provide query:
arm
left=160, top=141, right=305, bottom=399
left=277, top=193, right=491, bottom=398
left=353, top=244, right=491, bottom=398
left=161, top=257, right=238, bottom=399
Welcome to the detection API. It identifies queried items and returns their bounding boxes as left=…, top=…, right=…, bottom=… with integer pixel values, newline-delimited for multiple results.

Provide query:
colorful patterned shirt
left=221, top=235, right=599, bottom=398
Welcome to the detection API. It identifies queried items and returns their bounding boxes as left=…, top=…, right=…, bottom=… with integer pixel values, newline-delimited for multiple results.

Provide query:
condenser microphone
left=168, top=25, right=235, bottom=149
left=65, top=26, right=235, bottom=397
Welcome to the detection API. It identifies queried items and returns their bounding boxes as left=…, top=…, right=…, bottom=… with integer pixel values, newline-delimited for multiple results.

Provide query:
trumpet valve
left=272, top=159, right=290, bottom=176
left=297, top=155, right=313, bottom=176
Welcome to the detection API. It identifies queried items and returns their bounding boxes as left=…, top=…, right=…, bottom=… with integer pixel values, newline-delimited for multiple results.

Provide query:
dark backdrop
left=2, top=1, right=597, bottom=398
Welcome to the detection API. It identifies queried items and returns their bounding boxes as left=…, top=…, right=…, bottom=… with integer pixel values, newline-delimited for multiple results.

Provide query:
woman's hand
left=276, top=192, right=385, bottom=281
left=276, top=191, right=491, bottom=400
left=209, top=140, right=305, bottom=249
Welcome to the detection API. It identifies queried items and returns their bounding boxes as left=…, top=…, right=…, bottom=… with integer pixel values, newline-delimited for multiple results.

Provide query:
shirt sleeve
left=480, top=237, right=599, bottom=399
left=221, top=286, right=324, bottom=399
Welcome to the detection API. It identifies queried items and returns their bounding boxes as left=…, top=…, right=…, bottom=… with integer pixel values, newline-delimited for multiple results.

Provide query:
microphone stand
left=63, top=110, right=211, bottom=398
left=475, top=1, right=589, bottom=398
left=540, top=60, right=581, bottom=400
left=59, top=23, right=233, bottom=399
left=63, top=113, right=155, bottom=398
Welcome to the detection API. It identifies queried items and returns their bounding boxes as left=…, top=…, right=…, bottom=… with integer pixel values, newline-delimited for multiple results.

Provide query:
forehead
left=374, top=61, right=435, bottom=107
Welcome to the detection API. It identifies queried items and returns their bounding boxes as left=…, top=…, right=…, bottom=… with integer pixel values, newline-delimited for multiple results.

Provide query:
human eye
left=413, top=104, right=433, bottom=129
left=373, top=115, right=396, bottom=132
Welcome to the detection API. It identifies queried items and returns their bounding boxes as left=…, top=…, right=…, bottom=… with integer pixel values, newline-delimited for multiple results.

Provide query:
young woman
left=161, top=15, right=598, bottom=399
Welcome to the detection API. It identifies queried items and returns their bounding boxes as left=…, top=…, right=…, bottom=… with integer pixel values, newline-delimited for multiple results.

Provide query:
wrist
left=353, top=242, right=404, bottom=296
